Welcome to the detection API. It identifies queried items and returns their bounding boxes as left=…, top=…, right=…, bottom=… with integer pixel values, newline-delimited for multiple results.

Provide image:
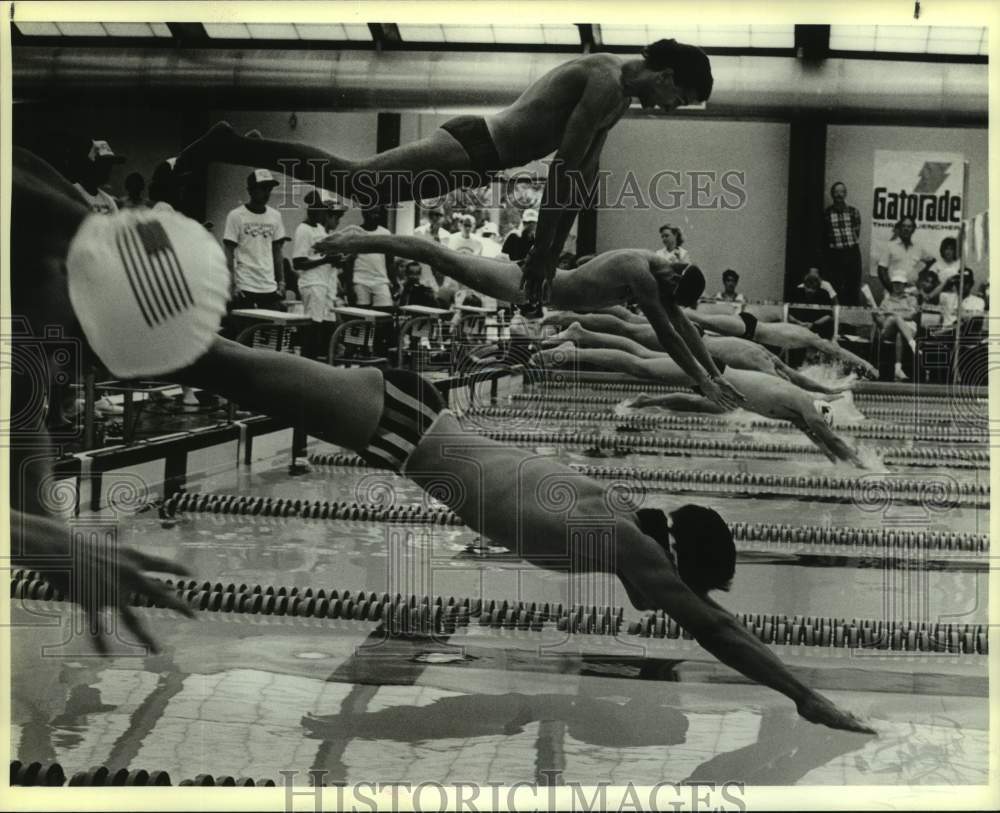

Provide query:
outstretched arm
left=623, top=534, right=875, bottom=734
left=663, top=299, right=744, bottom=404
left=636, top=290, right=742, bottom=411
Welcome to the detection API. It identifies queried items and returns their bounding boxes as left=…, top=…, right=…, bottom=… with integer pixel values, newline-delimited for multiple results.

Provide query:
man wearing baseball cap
left=292, top=189, right=346, bottom=359
left=71, top=138, right=127, bottom=216
left=223, top=169, right=287, bottom=312
left=501, top=208, right=538, bottom=262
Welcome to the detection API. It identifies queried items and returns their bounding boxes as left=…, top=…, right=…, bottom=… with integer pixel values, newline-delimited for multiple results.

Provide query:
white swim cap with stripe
left=67, top=209, right=229, bottom=378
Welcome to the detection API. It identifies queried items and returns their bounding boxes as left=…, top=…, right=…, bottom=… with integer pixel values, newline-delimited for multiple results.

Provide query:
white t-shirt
left=352, top=225, right=391, bottom=287
left=224, top=205, right=286, bottom=293
left=655, top=246, right=691, bottom=264
left=448, top=234, right=483, bottom=255
left=478, top=237, right=503, bottom=259
left=876, top=239, right=934, bottom=285
left=412, top=223, right=451, bottom=290
left=292, top=221, right=333, bottom=288
left=74, top=183, right=119, bottom=215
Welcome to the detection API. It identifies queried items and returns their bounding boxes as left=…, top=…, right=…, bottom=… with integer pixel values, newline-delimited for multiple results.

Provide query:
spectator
left=715, top=269, right=745, bottom=303
left=70, top=139, right=125, bottom=215
left=292, top=190, right=344, bottom=359
left=351, top=207, right=395, bottom=307
left=413, top=205, right=450, bottom=290
left=223, top=169, right=287, bottom=311
left=655, top=223, right=690, bottom=264
left=874, top=216, right=935, bottom=290
left=398, top=261, right=438, bottom=308
left=927, top=268, right=985, bottom=329
left=916, top=268, right=941, bottom=306
left=477, top=221, right=504, bottom=259
left=788, top=267, right=834, bottom=340
left=501, top=208, right=538, bottom=261
left=822, top=181, right=862, bottom=305
left=119, top=171, right=148, bottom=210
left=448, top=214, right=483, bottom=255
left=935, top=236, right=961, bottom=278
left=874, top=271, right=919, bottom=381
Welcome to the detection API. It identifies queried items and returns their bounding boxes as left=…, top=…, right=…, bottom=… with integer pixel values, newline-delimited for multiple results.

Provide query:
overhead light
left=600, top=24, right=793, bottom=48
left=13, top=22, right=62, bottom=35
left=203, top=22, right=252, bottom=39
left=830, top=24, right=985, bottom=55
left=397, top=23, right=579, bottom=44
left=247, top=24, right=299, bottom=40
left=103, top=22, right=171, bottom=38
left=54, top=22, right=108, bottom=36
left=294, top=23, right=373, bottom=41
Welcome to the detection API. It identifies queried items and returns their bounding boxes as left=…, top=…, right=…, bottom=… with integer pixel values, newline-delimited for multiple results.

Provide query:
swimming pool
left=9, top=373, right=989, bottom=787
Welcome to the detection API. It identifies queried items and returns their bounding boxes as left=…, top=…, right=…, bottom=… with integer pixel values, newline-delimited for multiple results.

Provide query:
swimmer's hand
left=797, top=692, right=876, bottom=734
left=519, top=247, right=554, bottom=304
left=315, top=225, right=366, bottom=256
left=699, top=375, right=745, bottom=411
left=19, top=515, right=195, bottom=656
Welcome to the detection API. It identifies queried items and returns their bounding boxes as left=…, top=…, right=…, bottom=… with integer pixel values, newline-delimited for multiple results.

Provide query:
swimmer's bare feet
left=540, top=321, right=585, bottom=347
left=530, top=341, right=576, bottom=368
left=173, top=121, right=238, bottom=174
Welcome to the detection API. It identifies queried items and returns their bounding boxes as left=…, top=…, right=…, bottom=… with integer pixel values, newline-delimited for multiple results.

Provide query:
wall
left=596, top=119, right=792, bottom=303
left=825, top=124, right=989, bottom=280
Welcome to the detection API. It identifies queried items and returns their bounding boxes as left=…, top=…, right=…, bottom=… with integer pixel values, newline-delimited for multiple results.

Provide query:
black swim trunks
left=440, top=115, right=504, bottom=176
left=739, top=312, right=758, bottom=341
left=359, top=369, right=446, bottom=473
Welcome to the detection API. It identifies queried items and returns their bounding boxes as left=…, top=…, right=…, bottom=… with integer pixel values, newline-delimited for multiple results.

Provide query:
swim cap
left=67, top=209, right=229, bottom=378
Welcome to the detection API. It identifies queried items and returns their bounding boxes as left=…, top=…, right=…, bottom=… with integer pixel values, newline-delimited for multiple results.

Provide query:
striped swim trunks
left=358, top=369, right=446, bottom=473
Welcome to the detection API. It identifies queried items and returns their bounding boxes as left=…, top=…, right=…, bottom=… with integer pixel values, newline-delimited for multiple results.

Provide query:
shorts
left=440, top=115, right=504, bottom=176
left=739, top=312, right=758, bottom=341
left=354, top=282, right=393, bottom=308
left=299, top=284, right=329, bottom=322
left=359, top=369, right=446, bottom=473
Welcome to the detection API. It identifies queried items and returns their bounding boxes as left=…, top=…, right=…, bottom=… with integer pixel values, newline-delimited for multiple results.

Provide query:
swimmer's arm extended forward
left=623, top=532, right=876, bottom=734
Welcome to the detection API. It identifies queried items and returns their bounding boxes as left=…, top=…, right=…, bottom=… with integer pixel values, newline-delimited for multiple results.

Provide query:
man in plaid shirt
left=823, top=181, right=862, bottom=305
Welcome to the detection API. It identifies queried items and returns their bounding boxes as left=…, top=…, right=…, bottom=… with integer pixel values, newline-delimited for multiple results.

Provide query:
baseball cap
left=521, top=209, right=539, bottom=223
left=304, top=189, right=348, bottom=211
left=889, top=270, right=909, bottom=284
left=480, top=221, right=499, bottom=235
left=88, top=140, right=126, bottom=164
left=67, top=209, right=229, bottom=378
left=247, top=168, right=280, bottom=189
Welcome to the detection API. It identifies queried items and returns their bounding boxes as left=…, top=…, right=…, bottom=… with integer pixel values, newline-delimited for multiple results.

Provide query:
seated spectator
left=715, top=269, right=745, bottom=303
left=655, top=223, right=691, bottom=264
left=788, top=267, right=835, bottom=340
left=873, top=271, right=918, bottom=381
left=398, top=261, right=438, bottom=308
left=928, top=267, right=985, bottom=328
left=916, top=268, right=941, bottom=306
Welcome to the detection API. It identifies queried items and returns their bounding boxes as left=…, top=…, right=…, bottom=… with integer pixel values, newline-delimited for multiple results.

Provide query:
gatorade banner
left=871, top=151, right=966, bottom=269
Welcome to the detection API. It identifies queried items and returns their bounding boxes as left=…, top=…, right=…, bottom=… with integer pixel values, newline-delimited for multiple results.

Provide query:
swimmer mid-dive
left=532, top=325, right=863, bottom=467
left=19, top=147, right=875, bottom=733
left=542, top=313, right=854, bottom=395
left=173, top=39, right=713, bottom=301
left=316, top=226, right=745, bottom=411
